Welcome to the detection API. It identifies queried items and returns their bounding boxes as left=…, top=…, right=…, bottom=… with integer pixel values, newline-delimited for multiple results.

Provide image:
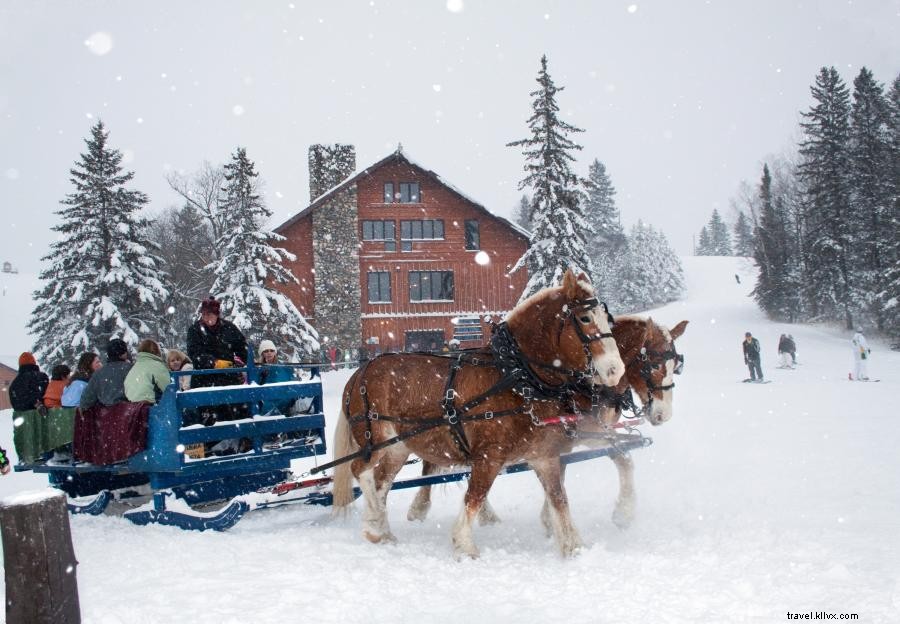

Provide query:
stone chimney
left=308, top=144, right=356, bottom=202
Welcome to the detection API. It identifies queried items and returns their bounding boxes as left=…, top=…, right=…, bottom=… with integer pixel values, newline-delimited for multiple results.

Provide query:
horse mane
left=506, top=274, right=597, bottom=326
left=504, top=285, right=561, bottom=325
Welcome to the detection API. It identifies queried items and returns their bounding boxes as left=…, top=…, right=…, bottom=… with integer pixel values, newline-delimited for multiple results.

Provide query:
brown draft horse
left=407, top=316, right=688, bottom=532
left=331, top=269, right=626, bottom=558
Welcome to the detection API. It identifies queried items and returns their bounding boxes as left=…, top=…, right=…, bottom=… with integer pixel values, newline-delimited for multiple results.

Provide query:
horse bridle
left=550, top=297, right=616, bottom=381
left=637, top=342, right=684, bottom=393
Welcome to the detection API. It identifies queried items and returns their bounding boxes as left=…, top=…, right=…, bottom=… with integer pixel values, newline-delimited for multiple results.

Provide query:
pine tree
left=696, top=226, right=712, bottom=255
left=618, top=222, right=684, bottom=310
left=706, top=209, right=733, bottom=256
left=210, top=147, right=319, bottom=358
left=848, top=67, right=893, bottom=329
left=28, top=121, right=167, bottom=365
left=752, top=164, right=792, bottom=319
left=876, top=73, right=900, bottom=342
left=582, top=158, right=626, bottom=305
left=732, top=211, right=755, bottom=256
left=797, top=67, right=855, bottom=328
left=512, top=194, right=532, bottom=231
left=508, top=55, right=591, bottom=301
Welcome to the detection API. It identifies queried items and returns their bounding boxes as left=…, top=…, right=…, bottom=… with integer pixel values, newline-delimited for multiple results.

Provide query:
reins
left=312, top=298, right=623, bottom=474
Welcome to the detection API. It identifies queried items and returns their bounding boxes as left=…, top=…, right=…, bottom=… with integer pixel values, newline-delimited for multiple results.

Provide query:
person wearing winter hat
left=125, top=339, right=172, bottom=404
left=9, top=352, right=50, bottom=463
left=80, top=338, right=133, bottom=410
left=186, top=296, right=248, bottom=427
left=9, top=352, right=49, bottom=412
left=186, top=296, right=248, bottom=387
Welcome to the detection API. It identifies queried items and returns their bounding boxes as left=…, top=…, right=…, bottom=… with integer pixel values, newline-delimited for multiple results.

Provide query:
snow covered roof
left=274, top=146, right=531, bottom=240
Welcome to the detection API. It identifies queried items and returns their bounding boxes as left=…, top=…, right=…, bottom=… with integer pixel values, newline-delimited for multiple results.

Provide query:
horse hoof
left=407, top=503, right=431, bottom=522
left=453, top=547, right=480, bottom=561
left=477, top=509, right=501, bottom=526
left=560, top=542, right=584, bottom=558
left=363, top=530, right=398, bottom=544
left=612, top=505, right=634, bottom=530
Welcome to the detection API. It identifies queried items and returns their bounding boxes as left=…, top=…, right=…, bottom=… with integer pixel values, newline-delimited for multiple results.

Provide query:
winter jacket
left=43, top=379, right=67, bottom=408
left=742, top=337, right=761, bottom=363
left=61, top=374, right=90, bottom=408
left=186, top=318, right=248, bottom=388
left=258, top=364, right=296, bottom=415
left=80, top=360, right=133, bottom=409
left=9, top=364, right=49, bottom=411
left=125, top=352, right=172, bottom=404
left=777, top=336, right=796, bottom=354
left=851, top=332, right=870, bottom=361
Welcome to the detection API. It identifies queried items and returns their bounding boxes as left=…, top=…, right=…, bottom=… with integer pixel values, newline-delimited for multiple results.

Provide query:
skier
left=850, top=328, right=871, bottom=381
left=742, top=332, right=763, bottom=382
left=735, top=274, right=741, bottom=284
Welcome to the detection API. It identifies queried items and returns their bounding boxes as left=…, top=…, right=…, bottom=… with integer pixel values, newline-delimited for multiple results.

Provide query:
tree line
left=508, top=55, right=684, bottom=313
left=29, top=121, right=318, bottom=365
left=734, top=66, right=899, bottom=341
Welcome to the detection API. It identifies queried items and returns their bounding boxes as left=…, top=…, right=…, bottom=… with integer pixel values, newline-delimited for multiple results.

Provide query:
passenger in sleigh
left=186, top=296, right=249, bottom=424
left=74, top=339, right=150, bottom=465
left=9, top=352, right=50, bottom=463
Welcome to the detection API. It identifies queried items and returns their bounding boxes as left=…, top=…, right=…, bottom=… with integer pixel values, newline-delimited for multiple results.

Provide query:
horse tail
left=331, top=405, right=358, bottom=514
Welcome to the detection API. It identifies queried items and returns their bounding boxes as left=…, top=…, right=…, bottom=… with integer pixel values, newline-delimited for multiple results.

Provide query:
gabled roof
left=274, top=147, right=531, bottom=240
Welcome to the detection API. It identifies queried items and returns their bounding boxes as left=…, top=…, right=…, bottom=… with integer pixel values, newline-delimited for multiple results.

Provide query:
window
left=361, top=220, right=396, bottom=251
left=383, top=181, right=420, bottom=203
left=367, top=272, right=391, bottom=303
left=409, top=270, right=454, bottom=302
left=399, top=182, right=420, bottom=203
left=453, top=316, right=483, bottom=342
left=400, top=219, right=444, bottom=251
left=465, top=220, right=480, bottom=250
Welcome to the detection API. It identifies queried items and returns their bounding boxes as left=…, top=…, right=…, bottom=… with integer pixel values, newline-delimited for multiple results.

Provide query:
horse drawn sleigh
left=15, top=270, right=686, bottom=556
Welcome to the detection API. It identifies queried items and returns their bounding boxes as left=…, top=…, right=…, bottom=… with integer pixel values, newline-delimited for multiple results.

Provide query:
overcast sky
left=1, top=1, right=898, bottom=274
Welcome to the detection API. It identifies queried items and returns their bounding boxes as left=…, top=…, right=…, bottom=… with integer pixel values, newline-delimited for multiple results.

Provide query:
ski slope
left=1, top=257, right=898, bottom=623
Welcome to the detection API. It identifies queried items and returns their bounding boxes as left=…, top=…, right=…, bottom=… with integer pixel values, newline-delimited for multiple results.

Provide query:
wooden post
left=0, top=489, right=81, bottom=623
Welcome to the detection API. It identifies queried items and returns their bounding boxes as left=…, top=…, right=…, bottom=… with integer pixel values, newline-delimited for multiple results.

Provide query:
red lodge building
left=274, top=144, right=530, bottom=357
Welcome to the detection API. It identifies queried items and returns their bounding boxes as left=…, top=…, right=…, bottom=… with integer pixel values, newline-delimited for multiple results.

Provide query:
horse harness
left=311, top=298, right=627, bottom=475
left=631, top=341, right=684, bottom=415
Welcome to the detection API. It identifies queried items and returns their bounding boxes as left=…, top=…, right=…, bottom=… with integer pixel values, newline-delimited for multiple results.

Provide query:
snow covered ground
left=2, top=257, right=899, bottom=623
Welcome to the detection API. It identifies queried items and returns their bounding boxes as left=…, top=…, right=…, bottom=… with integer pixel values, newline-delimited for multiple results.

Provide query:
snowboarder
left=850, top=329, right=871, bottom=381
left=735, top=274, right=741, bottom=284
left=742, top=332, right=763, bottom=382
left=777, top=334, right=796, bottom=368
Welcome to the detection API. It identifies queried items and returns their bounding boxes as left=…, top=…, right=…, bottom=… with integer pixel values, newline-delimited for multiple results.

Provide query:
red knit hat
left=18, top=352, right=36, bottom=367
left=200, top=296, right=221, bottom=315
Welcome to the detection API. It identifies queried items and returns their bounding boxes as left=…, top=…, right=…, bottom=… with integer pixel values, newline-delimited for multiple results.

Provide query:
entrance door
left=405, top=330, right=445, bottom=352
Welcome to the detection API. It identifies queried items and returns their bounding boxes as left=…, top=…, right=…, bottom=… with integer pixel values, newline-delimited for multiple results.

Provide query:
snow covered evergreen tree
left=752, top=164, right=797, bottom=320
left=582, top=158, right=626, bottom=307
left=508, top=55, right=591, bottom=301
left=696, top=210, right=734, bottom=256
left=210, top=147, right=319, bottom=358
left=876, top=73, right=900, bottom=343
left=848, top=67, right=893, bottom=329
left=512, top=194, right=533, bottom=231
left=618, top=221, right=684, bottom=310
left=732, top=211, right=755, bottom=256
left=28, top=121, right=167, bottom=365
left=696, top=225, right=712, bottom=255
left=798, top=67, right=856, bottom=328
